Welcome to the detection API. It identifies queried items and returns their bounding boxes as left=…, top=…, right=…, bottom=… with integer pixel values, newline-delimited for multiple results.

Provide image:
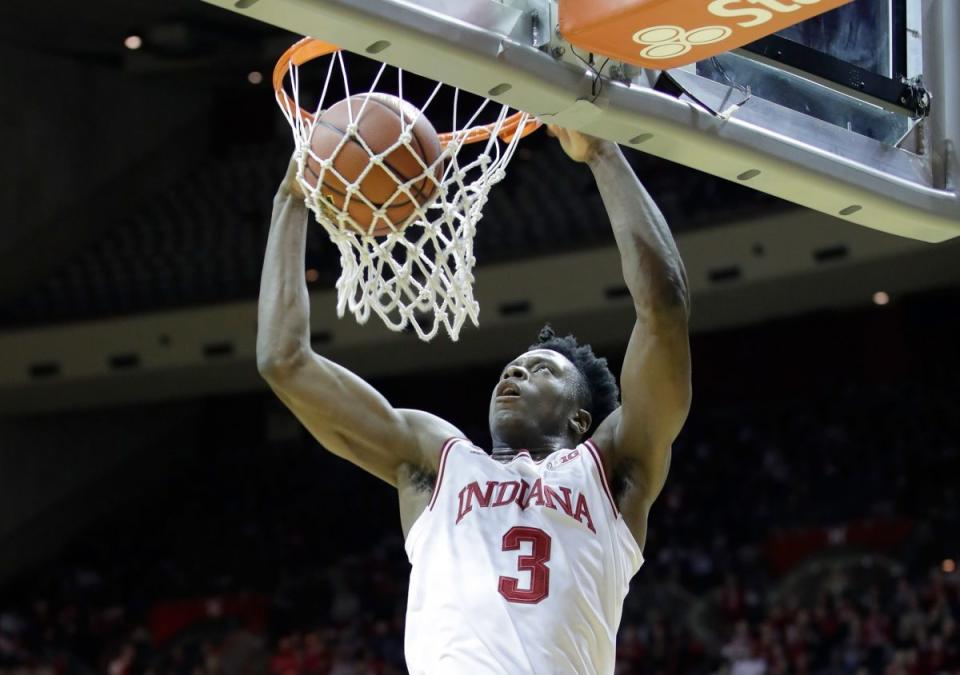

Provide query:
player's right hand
left=546, top=124, right=608, bottom=164
left=281, top=152, right=306, bottom=201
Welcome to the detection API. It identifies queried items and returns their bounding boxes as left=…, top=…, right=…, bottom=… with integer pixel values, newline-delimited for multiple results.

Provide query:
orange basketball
left=304, top=94, right=443, bottom=236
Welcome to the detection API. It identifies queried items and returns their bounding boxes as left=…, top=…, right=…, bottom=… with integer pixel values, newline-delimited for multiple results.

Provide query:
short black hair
left=529, top=324, right=619, bottom=432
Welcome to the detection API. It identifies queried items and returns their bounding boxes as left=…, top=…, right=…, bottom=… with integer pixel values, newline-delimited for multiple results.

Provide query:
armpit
left=398, top=462, right=436, bottom=495
left=611, top=457, right=638, bottom=505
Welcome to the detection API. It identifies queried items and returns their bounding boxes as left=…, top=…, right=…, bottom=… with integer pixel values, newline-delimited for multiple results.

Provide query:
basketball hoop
left=273, top=38, right=541, bottom=341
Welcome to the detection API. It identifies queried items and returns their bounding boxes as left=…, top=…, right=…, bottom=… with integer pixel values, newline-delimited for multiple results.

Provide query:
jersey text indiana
left=455, top=478, right=596, bottom=533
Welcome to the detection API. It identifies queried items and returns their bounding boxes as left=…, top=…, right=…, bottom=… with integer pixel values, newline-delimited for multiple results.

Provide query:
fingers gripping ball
left=302, top=94, right=444, bottom=236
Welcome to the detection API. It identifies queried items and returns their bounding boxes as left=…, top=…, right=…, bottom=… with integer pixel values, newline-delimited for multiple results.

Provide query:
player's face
left=489, top=349, right=584, bottom=444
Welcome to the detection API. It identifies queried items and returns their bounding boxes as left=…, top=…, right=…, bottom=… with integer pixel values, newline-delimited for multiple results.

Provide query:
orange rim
left=273, top=37, right=541, bottom=148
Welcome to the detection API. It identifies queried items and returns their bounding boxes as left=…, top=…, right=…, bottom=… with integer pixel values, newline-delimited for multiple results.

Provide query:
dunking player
left=256, top=126, right=692, bottom=674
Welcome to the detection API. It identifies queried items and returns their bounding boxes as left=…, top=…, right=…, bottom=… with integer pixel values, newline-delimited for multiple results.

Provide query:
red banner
left=765, top=517, right=914, bottom=574
left=147, top=592, right=269, bottom=644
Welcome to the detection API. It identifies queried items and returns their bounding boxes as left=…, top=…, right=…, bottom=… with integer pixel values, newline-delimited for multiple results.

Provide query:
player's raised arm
left=255, top=158, right=461, bottom=487
left=550, top=126, right=692, bottom=547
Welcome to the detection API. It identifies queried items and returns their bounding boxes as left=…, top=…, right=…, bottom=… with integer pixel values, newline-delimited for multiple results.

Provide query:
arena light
left=944, top=559, right=957, bottom=573
left=124, top=35, right=143, bottom=50
left=305, top=268, right=319, bottom=283
left=247, top=70, right=263, bottom=85
left=872, top=291, right=890, bottom=306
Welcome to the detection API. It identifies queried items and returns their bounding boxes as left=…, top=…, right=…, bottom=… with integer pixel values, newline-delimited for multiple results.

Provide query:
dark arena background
left=2, top=2, right=959, bottom=674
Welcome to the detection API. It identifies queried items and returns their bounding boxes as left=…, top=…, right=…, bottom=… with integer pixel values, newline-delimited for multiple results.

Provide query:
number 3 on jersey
left=498, top=526, right=552, bottom=604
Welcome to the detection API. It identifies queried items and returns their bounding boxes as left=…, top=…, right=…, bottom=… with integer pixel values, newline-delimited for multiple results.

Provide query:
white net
left=277, top=48, right=533, bottom=341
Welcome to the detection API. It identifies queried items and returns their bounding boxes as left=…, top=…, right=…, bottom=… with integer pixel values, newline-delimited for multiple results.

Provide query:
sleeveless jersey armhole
left=428, top=437, right=462, bottom=510
left=583, top=438, right=619, bottom=517
left=584, top=437, right=645, bottom=572
left=404, top=437, right=464, bottom=561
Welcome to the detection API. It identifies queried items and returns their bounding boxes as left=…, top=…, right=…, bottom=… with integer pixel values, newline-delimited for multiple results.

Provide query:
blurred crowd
left=1, top=363, right=957, bottom=674
left=713, top=569, right=959, bottom=675
left=1, top=541, right=956, bottom=675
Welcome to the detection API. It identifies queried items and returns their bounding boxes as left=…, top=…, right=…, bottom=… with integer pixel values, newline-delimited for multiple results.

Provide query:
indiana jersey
left=404, top=438, right=644, bottom=675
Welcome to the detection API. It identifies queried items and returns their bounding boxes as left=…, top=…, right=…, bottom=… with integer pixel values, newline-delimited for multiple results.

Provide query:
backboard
left=201, top=0, right=959, bottom=242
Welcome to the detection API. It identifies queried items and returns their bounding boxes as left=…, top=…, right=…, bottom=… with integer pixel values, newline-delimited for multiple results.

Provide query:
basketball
left=304, top=94, right=443, bottom=236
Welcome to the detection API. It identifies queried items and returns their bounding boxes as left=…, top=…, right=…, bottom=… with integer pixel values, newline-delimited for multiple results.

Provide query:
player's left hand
left=546, top=124, right=608, bottom=163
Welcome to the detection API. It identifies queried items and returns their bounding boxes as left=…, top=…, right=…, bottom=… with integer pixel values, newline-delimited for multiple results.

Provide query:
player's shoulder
left=396, top=408, right=465, bottom=438
left=587, top=406, right=622, bottom=457
left=397, top=408, right=472, bottom=469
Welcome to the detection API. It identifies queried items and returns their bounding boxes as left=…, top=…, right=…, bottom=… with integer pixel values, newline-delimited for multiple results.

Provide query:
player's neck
left=491, top=445, right=547, bottom=461
left=490, top=432, right=579, bottom=461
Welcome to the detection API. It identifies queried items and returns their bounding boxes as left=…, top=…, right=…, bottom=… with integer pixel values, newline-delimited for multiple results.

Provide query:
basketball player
left=256, top=125, right=691, bottom=674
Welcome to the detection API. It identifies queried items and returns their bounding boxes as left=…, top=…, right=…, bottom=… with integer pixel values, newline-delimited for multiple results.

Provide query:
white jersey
left=404, top=437, right=644, bottom=675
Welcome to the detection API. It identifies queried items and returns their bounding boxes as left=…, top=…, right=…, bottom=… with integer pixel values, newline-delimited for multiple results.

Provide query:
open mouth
left=496, top=382, right=521, bottom=398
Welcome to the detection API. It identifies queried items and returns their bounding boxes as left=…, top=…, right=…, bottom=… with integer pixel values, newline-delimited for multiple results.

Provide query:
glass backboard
left=201, top=0, right=959, bottom=242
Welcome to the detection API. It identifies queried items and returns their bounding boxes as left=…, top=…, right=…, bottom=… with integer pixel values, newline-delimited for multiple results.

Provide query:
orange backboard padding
left=559, top=0, right=853, bottom=71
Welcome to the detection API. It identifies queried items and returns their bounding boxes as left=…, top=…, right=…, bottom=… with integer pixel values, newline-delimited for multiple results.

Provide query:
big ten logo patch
left=632, top=0, right=822, bottom=61
left=546, top=448, right=580, bottom=471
